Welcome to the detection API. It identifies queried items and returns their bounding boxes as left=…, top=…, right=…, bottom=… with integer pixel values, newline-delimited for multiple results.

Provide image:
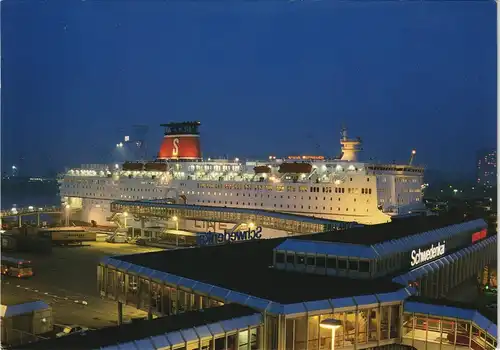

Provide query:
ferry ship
left=58, top=121, right=425, bottom=227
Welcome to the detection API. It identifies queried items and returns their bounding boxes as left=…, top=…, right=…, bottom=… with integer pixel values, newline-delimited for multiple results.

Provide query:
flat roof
left=293, top=214, right=477, bottom=245
left=13, top=304, right=258, bottom=350
left=113, top=238, right=402, bottom=304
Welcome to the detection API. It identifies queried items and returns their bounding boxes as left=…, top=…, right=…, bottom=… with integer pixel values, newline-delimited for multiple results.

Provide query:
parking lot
left=1, top=242, right=163, bottom=329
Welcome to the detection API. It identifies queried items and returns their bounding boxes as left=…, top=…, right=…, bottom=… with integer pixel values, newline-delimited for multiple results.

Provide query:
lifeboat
left=122, top=162, right=145, bottom=171
left=278, top=162, right=313, bottom=174
left=254, top=166, right=271, bottom=174
left=144, top=162, right=168, bottom=171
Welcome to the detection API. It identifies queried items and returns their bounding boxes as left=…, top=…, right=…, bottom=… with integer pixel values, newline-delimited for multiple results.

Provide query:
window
left=286, top=253, right=295, bottom=265
left=349, top=260, right=359, bottom=271
left=276, top=252, right=285, bottom=264
left=338, top=259, right=347, bottom=270
left=316, top=256, right=326, bottom=268
left=306, top=256, right=315, bottom=266
left=326, top=257, right=336, bottom=269
left=359, top=260, right=370, bottom=273
left=297, top=254, right=305, bottom=264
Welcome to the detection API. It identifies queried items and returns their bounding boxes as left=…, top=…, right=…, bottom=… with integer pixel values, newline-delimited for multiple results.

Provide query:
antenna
left=340, top=123, right=348, bottom=141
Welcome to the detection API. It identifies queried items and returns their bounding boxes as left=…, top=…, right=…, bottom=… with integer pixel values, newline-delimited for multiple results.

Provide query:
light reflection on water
left=1, top=194, right=61, bottom=225
left=1, top=194, right=60, bottom=210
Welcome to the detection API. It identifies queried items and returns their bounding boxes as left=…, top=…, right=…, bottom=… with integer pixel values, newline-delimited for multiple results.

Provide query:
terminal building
left=15, top=215, right=497, bottom=350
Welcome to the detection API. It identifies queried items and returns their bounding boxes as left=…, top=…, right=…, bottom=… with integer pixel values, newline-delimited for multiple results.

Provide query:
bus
left=1, top=256, right=33, bottom=278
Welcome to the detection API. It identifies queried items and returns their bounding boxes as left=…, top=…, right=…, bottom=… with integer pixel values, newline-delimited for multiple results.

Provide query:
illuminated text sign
left=197, top=227, right=262, bottom=246
left=472, top=229, right=487, bottom=243
left=410, top=241, right=446, bottom=267
left=287, top=155, right=325, bottom=160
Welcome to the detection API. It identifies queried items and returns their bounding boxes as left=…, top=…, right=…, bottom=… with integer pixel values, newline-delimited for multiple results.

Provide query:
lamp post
left=123, top=212, right=128, bottom=228
left=65, top=204, right=70, bottom=226
left=172, top=216, right=178, bottom=231
left=320, top=319, right=342, bottom=350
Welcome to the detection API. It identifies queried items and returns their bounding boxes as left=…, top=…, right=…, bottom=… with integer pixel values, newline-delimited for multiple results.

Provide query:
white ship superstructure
left=59, top=121, right=425, bottom=226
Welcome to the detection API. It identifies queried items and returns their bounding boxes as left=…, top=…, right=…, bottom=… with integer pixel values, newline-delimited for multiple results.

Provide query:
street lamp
left=172, top=216, right=178, bottom=231
left=123, top=212, right=128, bottom=228
left=320, top=319, right=342, bottom=350
left=65, top=204, right=70, bottom=226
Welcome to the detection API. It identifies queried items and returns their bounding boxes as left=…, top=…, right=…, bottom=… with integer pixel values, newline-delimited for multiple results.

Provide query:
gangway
left=0, top=206, right=76, bottom=227
left=110, top=200, right=359, bottom=235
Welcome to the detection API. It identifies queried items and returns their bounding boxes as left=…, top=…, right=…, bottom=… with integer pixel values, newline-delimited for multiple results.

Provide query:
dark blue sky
left=2, top=0, right=496, bottom=177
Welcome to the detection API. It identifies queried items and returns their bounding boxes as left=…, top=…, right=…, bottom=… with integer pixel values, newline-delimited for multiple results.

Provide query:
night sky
left=1, top=0, right=496, bottom=178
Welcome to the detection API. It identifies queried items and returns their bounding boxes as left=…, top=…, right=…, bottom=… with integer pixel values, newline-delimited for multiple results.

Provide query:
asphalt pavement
left=2, top=242, right=163, bottom=329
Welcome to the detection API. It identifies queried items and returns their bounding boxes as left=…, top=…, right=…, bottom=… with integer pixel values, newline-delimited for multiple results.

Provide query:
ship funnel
left=157, top=121, right=202, bottom=160
left=339, top=127, right=362, bottom=162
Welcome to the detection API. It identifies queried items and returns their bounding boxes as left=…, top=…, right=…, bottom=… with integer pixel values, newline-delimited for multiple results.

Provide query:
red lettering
left=472, top=229, right=487, bottom=243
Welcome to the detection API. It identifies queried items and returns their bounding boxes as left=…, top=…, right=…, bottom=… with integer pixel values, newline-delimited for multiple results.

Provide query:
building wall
left=476, top=149, right=497, bottom=188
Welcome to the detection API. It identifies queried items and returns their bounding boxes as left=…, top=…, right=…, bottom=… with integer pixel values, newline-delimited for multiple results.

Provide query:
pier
left=0, top=206, right=70, bottom=227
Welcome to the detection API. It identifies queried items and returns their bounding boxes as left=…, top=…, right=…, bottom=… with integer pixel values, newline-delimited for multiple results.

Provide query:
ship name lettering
left=173, top=138, right=180, bottom=156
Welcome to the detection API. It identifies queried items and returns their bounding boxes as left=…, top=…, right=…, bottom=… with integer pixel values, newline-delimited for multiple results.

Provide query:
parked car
left=56, top=325, right=89, bottom=338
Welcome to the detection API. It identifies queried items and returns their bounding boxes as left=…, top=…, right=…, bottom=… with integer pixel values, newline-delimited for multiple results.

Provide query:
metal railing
left=0, top=206, right=63, bottom=218
left=1, top=327, right=49, bottom=347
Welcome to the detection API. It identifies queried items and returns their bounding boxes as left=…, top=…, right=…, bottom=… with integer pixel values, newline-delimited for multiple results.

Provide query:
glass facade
left=402, top=312, right=497, bottom=350
left=162, top=327, right=262, bottom=350
left=98, top=266, right=224, bottom=316
left=283, top=304, right=402, bottom=350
